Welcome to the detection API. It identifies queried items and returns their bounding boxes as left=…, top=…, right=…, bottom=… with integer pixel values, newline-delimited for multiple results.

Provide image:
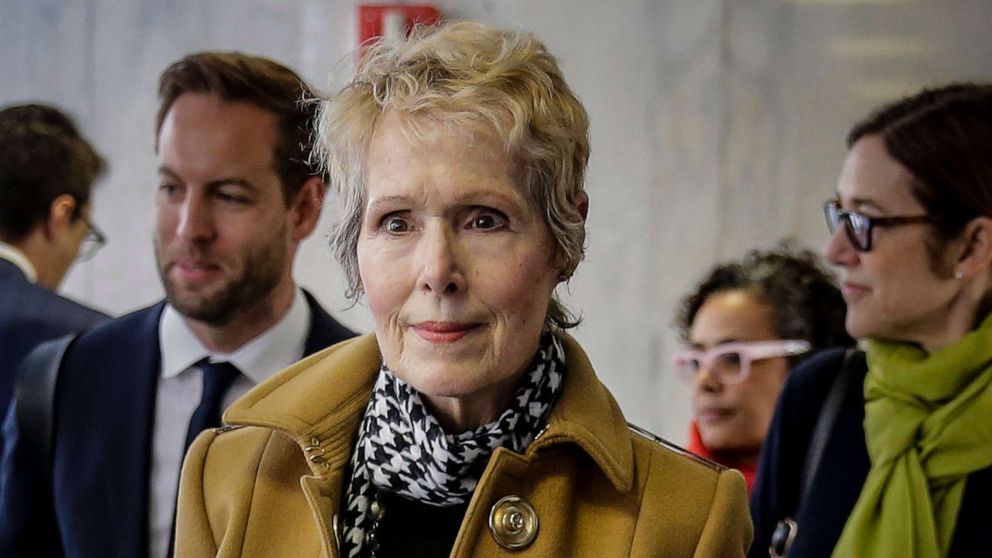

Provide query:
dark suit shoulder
left=765, top=346, right=864, bottom=473
left=301, top=290, right=356, bottom=356
left=62, top=303, right=164, bottom=369
left=0, top=275, right=109, bottom=334
left=72, top=303, right=162, bottom=342
left=782, top=347, right=851, bottom=407
left=0, top=271, right=110, bottom=413
left=0, top=281, right=108, bottom=356
left=749, top=346, right=867, bottom=558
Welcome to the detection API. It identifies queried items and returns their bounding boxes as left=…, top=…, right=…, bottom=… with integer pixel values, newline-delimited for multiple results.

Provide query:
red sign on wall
left=358, top=5, right=442, bottom=46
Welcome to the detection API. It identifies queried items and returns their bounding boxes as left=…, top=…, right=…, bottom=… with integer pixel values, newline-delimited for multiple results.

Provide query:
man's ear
left=288, top=176, right=325, bottom=243
left=954, top=216, right=992, bottom=279
left=44, top=194, right=79, bottom=240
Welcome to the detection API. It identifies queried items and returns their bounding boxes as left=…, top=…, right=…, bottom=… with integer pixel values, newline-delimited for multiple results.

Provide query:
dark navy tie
left=183, top=359, right=241, bottom=450
left=170, top=360, right=241, bottom=556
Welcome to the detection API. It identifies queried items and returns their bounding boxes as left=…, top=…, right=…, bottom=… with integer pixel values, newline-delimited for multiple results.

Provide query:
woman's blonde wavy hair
left=314, top=21, right=590, bottom=329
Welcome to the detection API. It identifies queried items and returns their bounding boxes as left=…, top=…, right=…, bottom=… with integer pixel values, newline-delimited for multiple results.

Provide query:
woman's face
left=357, top=111, right=560, bottom=431
left=689, top=290, right=789, bottom=457
left=823, top=134, right=964, bottom=350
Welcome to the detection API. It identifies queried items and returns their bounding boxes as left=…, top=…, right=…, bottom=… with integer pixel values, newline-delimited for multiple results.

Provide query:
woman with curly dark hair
left=673, top=244, right=854, bottom=492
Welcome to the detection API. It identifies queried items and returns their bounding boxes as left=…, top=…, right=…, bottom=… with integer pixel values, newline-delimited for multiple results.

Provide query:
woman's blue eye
left=469, top=211, right=507, bottom=230
left=384, top=217, right=409, bottom=233
left=474, top=215, right=496, bottom=229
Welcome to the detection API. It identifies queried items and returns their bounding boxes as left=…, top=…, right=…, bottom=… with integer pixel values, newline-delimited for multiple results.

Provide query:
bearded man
left=0, top=52, right=354, bottom=558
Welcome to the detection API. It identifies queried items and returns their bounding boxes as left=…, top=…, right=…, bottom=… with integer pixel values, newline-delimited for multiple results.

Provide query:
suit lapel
left=112, top=304, right=163, bottom=556
left=54, top=303, right=164, bottom=556
left=55, top=294, right=347, bottom=554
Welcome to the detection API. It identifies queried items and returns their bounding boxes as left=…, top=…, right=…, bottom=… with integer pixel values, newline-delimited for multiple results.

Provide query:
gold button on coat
left=488, top=495, right=539, bottom=549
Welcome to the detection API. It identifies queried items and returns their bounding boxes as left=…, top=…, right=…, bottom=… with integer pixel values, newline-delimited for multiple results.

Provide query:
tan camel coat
left=176, top=334, right=752, bottom=557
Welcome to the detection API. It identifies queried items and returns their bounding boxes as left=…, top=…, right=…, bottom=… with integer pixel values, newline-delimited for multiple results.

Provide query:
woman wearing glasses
left=673, top=245, right=853, bottom=493
left=750, top=83, right=992, bottom=558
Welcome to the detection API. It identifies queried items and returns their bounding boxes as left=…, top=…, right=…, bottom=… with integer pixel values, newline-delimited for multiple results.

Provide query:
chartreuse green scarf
left=832, top=315, right=992, bottom=558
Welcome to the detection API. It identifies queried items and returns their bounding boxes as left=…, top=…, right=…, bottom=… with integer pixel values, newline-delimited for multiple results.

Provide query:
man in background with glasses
left=0, top=103, right=111, bottom=451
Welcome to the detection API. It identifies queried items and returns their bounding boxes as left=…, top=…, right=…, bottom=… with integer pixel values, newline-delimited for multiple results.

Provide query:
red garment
left=686, top=421, right=757, bottom=494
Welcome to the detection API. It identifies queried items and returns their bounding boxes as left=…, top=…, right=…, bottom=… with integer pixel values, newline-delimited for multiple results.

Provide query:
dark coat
left=0, top=259, right=109, bottom=451
left=749, top=348, right=992, bottom=558
left=0, top=291, right=354, bottom=558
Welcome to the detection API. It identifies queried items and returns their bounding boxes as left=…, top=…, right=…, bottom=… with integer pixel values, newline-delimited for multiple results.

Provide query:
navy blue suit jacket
left=0, top=259, right=109, bottom=451
left=0, top=291, right=354, bottom=557
left=749, top=348, right=992, bottom=558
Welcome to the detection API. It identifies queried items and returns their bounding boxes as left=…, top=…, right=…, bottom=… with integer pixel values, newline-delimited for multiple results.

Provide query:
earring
left=955, top=270, right=965, bottom=279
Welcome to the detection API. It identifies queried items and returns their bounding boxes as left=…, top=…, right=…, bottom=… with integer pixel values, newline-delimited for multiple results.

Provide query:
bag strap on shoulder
left=13, top=334, right=76, bottom=480
left=799, top=348, right=864, bottom=503
left=770, top=347, right=865, bottom=557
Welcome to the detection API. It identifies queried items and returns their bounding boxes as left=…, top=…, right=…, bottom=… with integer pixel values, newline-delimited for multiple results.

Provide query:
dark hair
left=0, top=103, right=106, bottom=242
left=156, top=51, right=321, bottom=202
left=676, top=243, right=855, bottom=364
left=848, top=83, right=992, bottom=241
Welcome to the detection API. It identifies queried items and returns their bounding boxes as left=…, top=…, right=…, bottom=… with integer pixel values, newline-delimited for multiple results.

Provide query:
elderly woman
left=673, top=245, right=853, bottom=493
left=176, top=22, right=751, bottom=558
left=750, top=83, right=992, bottom=558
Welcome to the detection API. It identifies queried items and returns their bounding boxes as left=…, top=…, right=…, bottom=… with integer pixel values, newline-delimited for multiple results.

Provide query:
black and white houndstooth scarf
left=339, top=332, right=566, bottom=557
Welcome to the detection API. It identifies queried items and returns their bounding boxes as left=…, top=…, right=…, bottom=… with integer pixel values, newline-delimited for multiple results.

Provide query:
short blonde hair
left=315, top=21, right=590, bottom=329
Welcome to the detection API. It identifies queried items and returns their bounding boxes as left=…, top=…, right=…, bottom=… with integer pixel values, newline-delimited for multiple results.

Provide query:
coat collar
left=532, top=334, right=634, bottom=492
left=223, top=333, right=634, bottom=492
left=0, top=241, right=37, bottom=282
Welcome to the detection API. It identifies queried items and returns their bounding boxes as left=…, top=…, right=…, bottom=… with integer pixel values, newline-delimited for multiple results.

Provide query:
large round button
left=488, top=495, right=539, bottom=550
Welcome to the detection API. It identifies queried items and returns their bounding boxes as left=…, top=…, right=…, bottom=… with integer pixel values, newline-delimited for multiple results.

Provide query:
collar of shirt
left=158, top=288, right=311, bottom=384
left=0, top=241, right=38, bottom=283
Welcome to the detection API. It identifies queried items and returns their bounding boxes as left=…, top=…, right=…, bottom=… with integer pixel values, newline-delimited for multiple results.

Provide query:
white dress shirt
left=0, top=240, right=38, bottom=282
left=149, top=288, right=311, bottom=558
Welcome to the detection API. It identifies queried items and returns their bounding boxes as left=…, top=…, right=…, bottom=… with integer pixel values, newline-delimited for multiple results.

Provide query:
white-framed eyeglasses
left=672, top=340, right=812, bottom=384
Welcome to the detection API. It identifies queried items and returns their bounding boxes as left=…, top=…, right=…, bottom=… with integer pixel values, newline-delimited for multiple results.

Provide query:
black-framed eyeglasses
left=77, top=216, right=106, bottom=262
left=823, top=199, right=941, bottom=252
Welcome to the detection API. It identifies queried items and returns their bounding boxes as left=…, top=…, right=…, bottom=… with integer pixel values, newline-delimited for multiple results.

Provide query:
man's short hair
left=0, top=103, right=106, bottom=242
left=155, top=51, right=321, bottom=203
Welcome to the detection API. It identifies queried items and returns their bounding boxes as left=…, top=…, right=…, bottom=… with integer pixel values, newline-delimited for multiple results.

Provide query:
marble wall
left=3, top=0, right=991, bottom=441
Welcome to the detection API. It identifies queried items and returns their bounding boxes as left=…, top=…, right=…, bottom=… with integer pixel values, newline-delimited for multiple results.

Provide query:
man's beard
left=155, top=231, right=288, bottom=327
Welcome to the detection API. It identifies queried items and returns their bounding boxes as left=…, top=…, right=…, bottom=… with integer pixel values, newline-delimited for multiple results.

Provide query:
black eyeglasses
left=823, top=200, right=941, bottom=252
left=77, top=216, right=107, bottom=262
